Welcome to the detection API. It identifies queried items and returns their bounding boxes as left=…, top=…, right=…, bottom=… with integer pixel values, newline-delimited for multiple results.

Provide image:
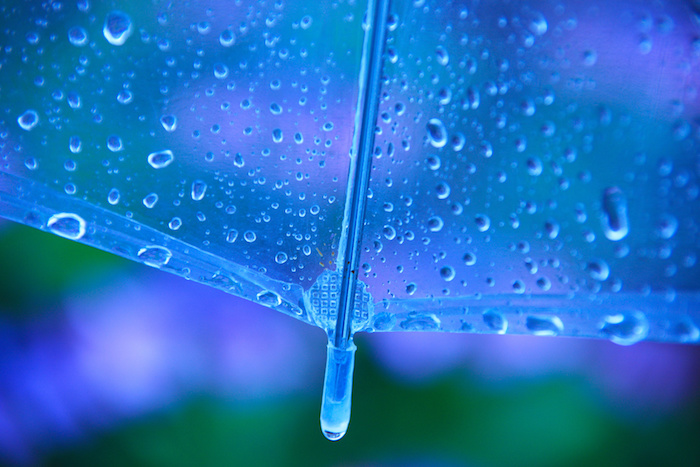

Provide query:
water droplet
left=47, top=213, right=86, bottom=240
left=406, top=283, right=417, bottom=295
left=300, top=15, right=313, bottom=29
left=426, top=155, right=441, bottom=170
left=463, top=252, right=476, bottom=266
left=142, top=193, right=158, bottom=208
left=526, top=315, right=564, bottom=336
left=536, top=277, right=551, bottom=291
left=483, top=310, right=507, bottom=334
left=137, top=245, right=172, bottom=268
left=272, top=128, right=283, bottom=143
left=244, top=230, right=256, bottom=242
left=148, top=149, right=174, bottom=169
left=219, top=29, right=235, bottom=47
left=107, top=135, right=123, bottom=152
left=24, top=158, right=38, bottom=170
left=383, top=225, right=396, bottom=240
left=168, top=217, right=182, bottom=230
left=439, top=265, right=456, bottom=281
left=400, top=313, right=440, bottom=330
left=426, top=118, right=447, bottom=148
left=68, top=26, right=88, bottom=46
left=213, top=62, right=229, bottom=79
left=294, top=132, right=304, bottom=144
left=512, top=279, right=525, bottom=294
left=69, top=136, right=82, bottom=153
left=601, top=187, right=629, bottom=241
left=274, top=252, right=288, bottom=264
left=435, top=45, right=449, bottom=66
left=528, top=11, right=548, bottom=36
left=475, top=214, right=490, bottom=232
left=67, top=92, right=81, bottom=109
left=670, top=319, right=700, bottom=343
left=526, top=157, right=543, bottom=176
left=427, top=216, right=444, bottom=232
left=226, top=229, right=238, bottom=243
left=436, top=182, right=450, bottom=199
left=17, top=110, right=39, bottom=131
left=600, top=311, right=649, bottom=345
left=103, top=11, right=133, bottom=46
left=257, top=290, right=282, bottom=307
left=586, top=259, right=610, bottom=281
left=544, top=220, right=560, bottom=239
left=160, top=114, right=177, bottom=132
left=108, top=188, right=120, bottom=205
left=191, top=180, right=207, bottom=201
left=656, top=214, right=678, bottom=239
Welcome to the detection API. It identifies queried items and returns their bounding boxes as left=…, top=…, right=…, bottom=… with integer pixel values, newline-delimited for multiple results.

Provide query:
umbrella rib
left=333, top=0, right=391, bottom=348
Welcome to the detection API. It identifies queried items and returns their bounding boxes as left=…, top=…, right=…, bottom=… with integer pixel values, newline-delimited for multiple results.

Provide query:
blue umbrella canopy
left=1, top=0, right=699, bottom=440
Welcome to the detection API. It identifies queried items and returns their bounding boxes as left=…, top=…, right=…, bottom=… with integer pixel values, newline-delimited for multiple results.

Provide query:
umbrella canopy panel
left=0, top=0, right=366, bottom=325
left=359, top=0, right=700, bottom=343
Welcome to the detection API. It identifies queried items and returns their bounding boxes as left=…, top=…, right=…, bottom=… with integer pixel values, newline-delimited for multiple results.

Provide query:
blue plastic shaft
left=319, top=0, right=390, bottom=441
left=320, top=341, right=357, bottom=441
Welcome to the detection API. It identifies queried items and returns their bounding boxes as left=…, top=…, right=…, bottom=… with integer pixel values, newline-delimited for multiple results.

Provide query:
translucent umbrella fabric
left=1, top=0, right=699, bottom=440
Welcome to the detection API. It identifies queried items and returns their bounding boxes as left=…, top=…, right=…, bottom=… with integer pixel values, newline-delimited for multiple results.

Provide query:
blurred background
left=1, top=218, right=700, bottom=467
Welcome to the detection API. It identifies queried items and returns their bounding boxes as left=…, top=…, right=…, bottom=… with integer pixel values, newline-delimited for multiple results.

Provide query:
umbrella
left=1, top=0, right=698, bottom=441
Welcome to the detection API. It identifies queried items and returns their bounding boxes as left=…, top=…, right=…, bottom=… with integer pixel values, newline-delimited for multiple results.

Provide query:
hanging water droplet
left=526, top=315, right=563, bottom=336
left=670, top=319, right=700, bottom=343
left=600, top=311, right=649, bottom=345
left=257, top=290, right=282, bottom=307
left=47, top=213, right=86, bottom=240
left=272, top=128, right=283, bottom=143
left=160, top=114, right=177, bottom=132
left=191, top=180, right=207, bottom=201
left=17, top=110, right=39, bottom=131
left=107, top=188, right=120, bottom=205
left=137, top=245, right=172, bottom=268
left=68, top=26, right=88, bottom=47
left=103, top=10, right=133, bottom=46
left=483, top=310, right=507, bottom=334
left=601, top=187, right=629, bottom=241
left=426, top=118, right=447, bottom=148
left=400, top=313, right=440, bottom=331
left=148, top=149, right=174, bottom=169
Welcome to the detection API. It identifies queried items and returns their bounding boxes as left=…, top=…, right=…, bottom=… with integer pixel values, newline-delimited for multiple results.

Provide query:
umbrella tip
left=320, top=339, right=357, bottom=441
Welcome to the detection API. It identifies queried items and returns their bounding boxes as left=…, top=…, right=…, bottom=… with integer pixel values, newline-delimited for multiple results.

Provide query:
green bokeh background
left=1, top=221, right=700, bottom=467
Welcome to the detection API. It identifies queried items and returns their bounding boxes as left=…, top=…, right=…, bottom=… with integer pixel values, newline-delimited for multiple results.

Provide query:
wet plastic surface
left=1, top=0, right=699, bottom=440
